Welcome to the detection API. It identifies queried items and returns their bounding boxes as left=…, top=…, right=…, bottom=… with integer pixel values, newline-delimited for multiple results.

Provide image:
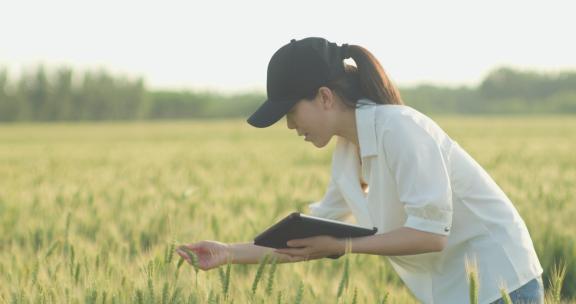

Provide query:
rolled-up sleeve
left=381, top=115, right=453, bottom=236
left=308, top=176, right=352, bottom=221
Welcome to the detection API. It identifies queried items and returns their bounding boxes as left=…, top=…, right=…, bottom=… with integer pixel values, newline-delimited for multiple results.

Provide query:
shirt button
left=444, top=227, right=450, bottom=232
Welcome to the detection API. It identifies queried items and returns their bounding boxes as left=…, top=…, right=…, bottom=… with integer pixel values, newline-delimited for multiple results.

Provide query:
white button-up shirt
left=308, top=98, right=543, bottom=304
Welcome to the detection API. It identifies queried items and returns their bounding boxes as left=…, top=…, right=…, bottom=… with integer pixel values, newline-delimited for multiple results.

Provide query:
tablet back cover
left=253, top=212, right=378, bottom=249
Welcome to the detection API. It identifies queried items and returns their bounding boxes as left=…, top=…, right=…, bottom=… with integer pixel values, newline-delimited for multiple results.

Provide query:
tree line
left=404, top=67, right=576, bottom=114
left=0, top=65, right=574, bottom=122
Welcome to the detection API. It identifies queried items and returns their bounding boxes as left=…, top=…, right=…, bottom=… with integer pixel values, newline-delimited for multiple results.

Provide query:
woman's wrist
left=227, top=242, right=278, bottom=264
left=334, top=238, right=349, bottom=255
left=227, top=242, right=251, bottom=264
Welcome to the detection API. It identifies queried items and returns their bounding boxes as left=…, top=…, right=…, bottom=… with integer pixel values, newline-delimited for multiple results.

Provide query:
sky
left=1, top=0, right=575, bottom=93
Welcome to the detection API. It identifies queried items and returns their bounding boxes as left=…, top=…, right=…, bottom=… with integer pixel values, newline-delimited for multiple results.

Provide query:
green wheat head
left=251, top=252, right=271, bottom=295
left=546, top=259, right=567, bottom=304
left=465, top=254, right=479, bottom=304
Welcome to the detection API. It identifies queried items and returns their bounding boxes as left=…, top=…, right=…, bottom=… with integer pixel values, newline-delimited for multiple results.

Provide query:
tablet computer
left=253, top=212, right=378, bottom=259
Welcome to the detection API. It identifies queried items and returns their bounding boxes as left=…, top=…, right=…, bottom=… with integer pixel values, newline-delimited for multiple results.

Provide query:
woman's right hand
left=175, top=240, right=232, bottom=271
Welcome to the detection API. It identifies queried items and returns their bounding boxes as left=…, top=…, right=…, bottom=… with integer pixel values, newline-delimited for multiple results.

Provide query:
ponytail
left=318, top=44, right=404, bottom=108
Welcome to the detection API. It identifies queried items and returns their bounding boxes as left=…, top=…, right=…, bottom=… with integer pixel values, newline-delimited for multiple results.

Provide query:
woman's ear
left=317, top=86, right=335, bottom=110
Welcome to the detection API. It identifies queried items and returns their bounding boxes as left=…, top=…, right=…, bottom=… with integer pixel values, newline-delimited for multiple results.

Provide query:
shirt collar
left=355, top=98, right=379, bottom=158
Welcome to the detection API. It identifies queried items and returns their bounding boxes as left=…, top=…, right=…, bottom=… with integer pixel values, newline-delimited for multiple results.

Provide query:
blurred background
left=1, top=0, right=575, bottom=122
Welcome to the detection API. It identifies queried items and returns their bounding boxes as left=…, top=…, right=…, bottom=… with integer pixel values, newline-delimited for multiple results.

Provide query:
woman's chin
left=312, top=138, right=330, bottom=148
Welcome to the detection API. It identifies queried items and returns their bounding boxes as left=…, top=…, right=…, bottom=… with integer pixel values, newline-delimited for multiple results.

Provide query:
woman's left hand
left=273, top=235, right=346, bottom=260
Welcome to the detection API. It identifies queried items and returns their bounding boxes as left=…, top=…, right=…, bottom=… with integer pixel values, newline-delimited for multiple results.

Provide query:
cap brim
left=246, top=98, right=297, bottom=128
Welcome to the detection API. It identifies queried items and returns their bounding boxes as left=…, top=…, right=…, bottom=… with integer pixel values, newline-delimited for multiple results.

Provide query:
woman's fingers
left=175, top=241, right=229, bottom=270
left=183, top=243, right=197, bottom=250
left=176, top=247, right=188, bottom=256
left=183, top=243, right=205, bottom=251
left=175, top=249, right=210, bottom=270
left=178, top=246, right=213, bottom=268
left=177, top=246, right=200, bottom=264
left=275, top=247, right=308, bottom=256
left=176, top=248, right=191, bottom=262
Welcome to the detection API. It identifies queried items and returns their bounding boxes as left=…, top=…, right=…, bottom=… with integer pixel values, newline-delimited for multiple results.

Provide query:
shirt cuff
left=404, top=215, right=451, bottom=236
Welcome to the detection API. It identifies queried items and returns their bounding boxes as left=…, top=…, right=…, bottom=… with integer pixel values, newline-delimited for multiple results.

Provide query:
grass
left=0, top=116, right=574, bottom=303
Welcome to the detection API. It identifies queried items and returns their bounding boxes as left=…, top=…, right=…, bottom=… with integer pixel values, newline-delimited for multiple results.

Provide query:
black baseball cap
left=247, top=37, right=350, bottom=128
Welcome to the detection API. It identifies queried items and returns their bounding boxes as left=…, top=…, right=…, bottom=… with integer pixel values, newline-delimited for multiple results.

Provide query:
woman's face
left=286, top=93, right=334, bottom=148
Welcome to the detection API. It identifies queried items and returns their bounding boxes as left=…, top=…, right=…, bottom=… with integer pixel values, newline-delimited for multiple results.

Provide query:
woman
left=176, top=37, right=544, bottom=304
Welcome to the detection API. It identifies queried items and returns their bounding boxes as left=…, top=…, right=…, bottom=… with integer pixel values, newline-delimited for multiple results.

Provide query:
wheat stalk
left=351, top=286, right=358, bottom=304
left=337, top=236, right=354, bottom=302
left=44, top=240, right=60, bottom=259
left=135, top=289, right=144, bottom=304
left=265, top=255, right=278, bottom=296
left=499, top=287, right=513, bottom=304
left=176, top=257, right=185, bottom=270
left=294, top=281, right=304, bottom=304
left=101, top=290, right=107, bottom=304
left=546, top=259, right=567, bottom=304
left=73, top=263, right=80, bottom=285
left=161, top=281, right=169, bottom=304
left=147, top=276, right=154, bottom=303
left=169, top=286, right=181, bottom=304
left=218, top=261, right=231, bottom=300
left=336, top=252, right=350, bottom=300
left=379, top=291, right=389, bottom=304
left=165, top=243, right=175, bottom=264
left=251, top=252, right=271, bottom=295
left=465, top=254, right=479, bottom=304
left=178, top=246, right=200, bottom=289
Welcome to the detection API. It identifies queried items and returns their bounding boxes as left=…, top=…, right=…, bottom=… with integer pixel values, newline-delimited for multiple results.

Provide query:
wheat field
left=0, top=115, right=574, bottom=303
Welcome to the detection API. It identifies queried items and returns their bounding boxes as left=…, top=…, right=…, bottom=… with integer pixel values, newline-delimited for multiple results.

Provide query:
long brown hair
left=305, top=44, right=404, bottom=108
